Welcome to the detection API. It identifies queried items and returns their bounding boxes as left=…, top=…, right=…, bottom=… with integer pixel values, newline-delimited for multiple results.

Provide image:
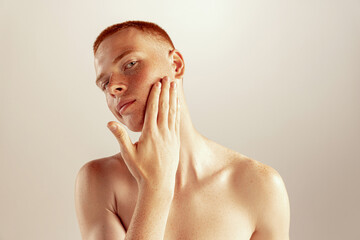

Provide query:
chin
left=110, top=101, right=147, bottom=132
left=115, top=112, right=145, bottom=133
left=126, top=120, right=143, bottom=132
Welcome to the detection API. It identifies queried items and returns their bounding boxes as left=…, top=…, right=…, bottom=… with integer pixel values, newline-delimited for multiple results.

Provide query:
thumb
left=107, top=121, right=135, bottom=158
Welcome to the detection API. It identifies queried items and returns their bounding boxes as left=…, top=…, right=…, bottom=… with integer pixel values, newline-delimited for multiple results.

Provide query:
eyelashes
left=102, top=81, right=109, bottom=90
left=125, top=61, right=137, bottom=70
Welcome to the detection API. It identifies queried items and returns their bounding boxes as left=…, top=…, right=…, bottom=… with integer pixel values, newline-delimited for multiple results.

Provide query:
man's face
left=94, top=28, right=174, bottom=132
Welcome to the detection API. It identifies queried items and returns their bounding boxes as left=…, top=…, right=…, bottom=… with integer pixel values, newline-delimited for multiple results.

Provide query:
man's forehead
left=95, top=28, right=148, bottom=58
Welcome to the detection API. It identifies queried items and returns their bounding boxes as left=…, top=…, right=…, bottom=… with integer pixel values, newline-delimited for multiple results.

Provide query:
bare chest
left=115, top=181, right=255, bottom=240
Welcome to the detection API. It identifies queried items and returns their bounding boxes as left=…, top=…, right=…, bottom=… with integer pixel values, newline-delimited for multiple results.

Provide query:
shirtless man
left=75, top=21, right=290, bottom=240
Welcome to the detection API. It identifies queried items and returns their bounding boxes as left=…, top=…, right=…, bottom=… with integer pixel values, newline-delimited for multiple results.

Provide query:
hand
left=107, top=76, right=181, bottom=192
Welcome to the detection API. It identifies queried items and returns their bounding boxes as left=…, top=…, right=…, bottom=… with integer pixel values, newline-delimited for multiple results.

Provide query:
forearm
left=124, top=186, right=174, bottom=240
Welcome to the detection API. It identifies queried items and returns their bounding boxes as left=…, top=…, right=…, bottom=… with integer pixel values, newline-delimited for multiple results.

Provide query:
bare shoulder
left=226, top=150, right=290, bottom=239
left=76, top=153, right=131, bottom=197
left=78, top=153, right=131, bottom=181
left=75, top=155, right=129, bottom=239
left=229, top=151, right=289, bottom=206
left=230, top=152, right=285, bottom=187
left=75, top=155, right=121, bottom=206
left=78, top=153, right=125, bottom=173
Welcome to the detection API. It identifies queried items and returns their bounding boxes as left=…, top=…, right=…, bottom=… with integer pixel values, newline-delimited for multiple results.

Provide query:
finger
left=158, top=76, right=170, bottom=128
left=175, top=97, right=180, bottom=141
left=168, top=79, right=177, bottom=130
left=107, top=121, right=134, bottom=159
left=143, top=81, right=161, bottom=131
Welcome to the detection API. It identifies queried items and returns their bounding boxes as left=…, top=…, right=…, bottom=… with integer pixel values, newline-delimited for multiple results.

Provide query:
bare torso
left=100, top=140, right=264, bottom=240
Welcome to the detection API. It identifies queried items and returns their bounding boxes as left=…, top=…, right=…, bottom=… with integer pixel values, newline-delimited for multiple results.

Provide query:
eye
left=102, top=80, right=109, bottom=90
left=124, top=61, right=137, bottom=70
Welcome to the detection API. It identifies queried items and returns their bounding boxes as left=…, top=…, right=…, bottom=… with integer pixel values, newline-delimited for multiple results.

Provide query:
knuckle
left=161, top=101, right=168, bottom=109
left=149, top=103, right=157, bottom=111
left=117, top=130, right=126, bottom=139
left=147, top=128, right=157, bottom=138
left=143, top=127, right=157, bottom=139
left=169, top=106, right=176, bottom=115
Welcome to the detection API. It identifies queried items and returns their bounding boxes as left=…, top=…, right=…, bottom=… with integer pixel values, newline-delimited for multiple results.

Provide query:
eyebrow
left=95, top=49, right=136, bottom=86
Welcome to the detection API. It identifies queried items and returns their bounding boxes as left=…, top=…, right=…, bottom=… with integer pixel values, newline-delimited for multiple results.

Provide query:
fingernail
left=108, top=124, right=117, bottom=131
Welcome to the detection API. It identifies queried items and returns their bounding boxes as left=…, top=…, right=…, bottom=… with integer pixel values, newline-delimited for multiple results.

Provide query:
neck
left=174, top=81, right=214, bottom=191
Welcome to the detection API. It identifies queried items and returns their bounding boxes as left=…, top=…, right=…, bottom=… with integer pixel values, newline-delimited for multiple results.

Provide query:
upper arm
left=250, top=165, right=291, bottom=240
left=75, top=160, right=126, bottom=240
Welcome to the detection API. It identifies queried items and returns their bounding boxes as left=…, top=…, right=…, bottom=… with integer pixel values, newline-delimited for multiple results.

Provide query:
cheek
left=130, top=64, right=160, bottom=88
left=106, top=95, right=116, bottom=109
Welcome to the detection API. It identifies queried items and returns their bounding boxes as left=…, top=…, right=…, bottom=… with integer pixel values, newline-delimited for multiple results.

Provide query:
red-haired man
left=75, top=20, right=290, bottom=240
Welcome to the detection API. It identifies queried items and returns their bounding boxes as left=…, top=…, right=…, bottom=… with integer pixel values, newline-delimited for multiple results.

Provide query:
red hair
left=93, top=20, right=175, bottom=55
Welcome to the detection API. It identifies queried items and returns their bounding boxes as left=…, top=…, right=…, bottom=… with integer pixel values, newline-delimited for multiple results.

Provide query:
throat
left=175, top=137, right=218, bottom=191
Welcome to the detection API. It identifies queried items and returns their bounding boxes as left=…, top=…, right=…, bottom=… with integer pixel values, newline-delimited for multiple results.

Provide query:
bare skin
left=75, top=27, right=290, bottom=240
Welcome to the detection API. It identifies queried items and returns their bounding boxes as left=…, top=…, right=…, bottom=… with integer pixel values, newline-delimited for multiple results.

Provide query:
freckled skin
left=94, top=28, right=174, bottom=132
left=76, top=27, right=290, bottom=240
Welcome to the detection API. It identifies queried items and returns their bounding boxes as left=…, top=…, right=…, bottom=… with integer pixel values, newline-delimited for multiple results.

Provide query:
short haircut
left=93, top=20, right=175, bottom=55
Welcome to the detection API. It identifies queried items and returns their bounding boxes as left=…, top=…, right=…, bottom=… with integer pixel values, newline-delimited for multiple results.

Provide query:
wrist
left=138, top=181, right=175, bottom=199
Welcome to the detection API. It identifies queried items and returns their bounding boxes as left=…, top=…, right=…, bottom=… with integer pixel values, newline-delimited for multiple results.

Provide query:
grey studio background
left=0, top=0, right=359, bottom=239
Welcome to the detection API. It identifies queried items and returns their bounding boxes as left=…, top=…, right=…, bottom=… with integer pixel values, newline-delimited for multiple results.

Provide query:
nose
left=108, top=72, right=127, bottom=97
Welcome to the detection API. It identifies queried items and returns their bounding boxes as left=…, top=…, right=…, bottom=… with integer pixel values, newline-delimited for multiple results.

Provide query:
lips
left=116, top=99, right=136, bottom=113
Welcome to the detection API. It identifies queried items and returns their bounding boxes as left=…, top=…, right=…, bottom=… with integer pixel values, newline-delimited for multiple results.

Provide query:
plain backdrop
left=0, top=0, right=359, bottom=239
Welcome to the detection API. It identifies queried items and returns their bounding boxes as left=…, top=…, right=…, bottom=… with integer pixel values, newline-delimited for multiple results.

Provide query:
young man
left=75, top=21, right=290, bottom=240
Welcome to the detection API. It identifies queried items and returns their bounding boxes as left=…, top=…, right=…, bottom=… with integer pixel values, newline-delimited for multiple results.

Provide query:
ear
left=169, top=49, right=185, bottom=79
